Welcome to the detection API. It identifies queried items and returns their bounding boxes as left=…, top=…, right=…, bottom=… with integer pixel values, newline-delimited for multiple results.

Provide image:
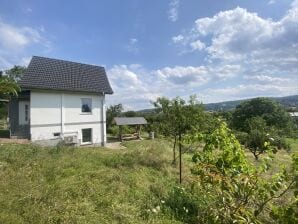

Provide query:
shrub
left=165, top=122, right=297, bottom=223
left=0, top=129, right=9, bottom=138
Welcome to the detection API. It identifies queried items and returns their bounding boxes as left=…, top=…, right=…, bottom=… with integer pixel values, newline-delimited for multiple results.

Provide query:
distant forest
left=138, top=95, right=298, bottom=113
left=203, top=95, right=298, bottom=111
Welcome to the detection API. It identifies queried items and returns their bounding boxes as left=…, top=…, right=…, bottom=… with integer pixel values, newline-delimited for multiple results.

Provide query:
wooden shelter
left=113, top=117, right=147, bottom=141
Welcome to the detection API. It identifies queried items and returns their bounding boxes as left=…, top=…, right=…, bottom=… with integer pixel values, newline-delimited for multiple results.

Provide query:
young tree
left=245, top=116, right=272, bottom=160
left=153, top=95, right=205, bottom=183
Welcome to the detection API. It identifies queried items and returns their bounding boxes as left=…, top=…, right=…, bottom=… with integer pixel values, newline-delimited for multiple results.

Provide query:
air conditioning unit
left=64, top=135, right=77, bottom=144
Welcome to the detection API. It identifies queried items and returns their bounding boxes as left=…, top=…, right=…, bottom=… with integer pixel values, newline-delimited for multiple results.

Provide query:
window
left=53, top=132, right=60, bottom=137
left=82, top=128, right=92, bottom=143
left=81, top=98, right=92, bottom=113
left=25, top=104, right=29, bottom=122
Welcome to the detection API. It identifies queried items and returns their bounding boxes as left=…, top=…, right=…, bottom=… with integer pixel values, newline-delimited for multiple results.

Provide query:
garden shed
left=113, top=117, right=147, bottom=141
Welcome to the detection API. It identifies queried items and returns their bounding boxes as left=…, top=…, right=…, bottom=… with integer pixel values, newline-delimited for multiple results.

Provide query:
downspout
left=101, top=92, right=106, bottom=146
left=61, top=93, right=65, bottom=138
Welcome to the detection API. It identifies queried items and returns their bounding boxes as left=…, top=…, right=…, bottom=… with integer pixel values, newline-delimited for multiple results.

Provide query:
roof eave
left=19, top=86, right=112, bottom=95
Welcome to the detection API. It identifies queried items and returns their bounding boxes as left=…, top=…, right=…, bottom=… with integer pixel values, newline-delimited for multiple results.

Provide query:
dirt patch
left=0, top=138, right=30, bottom=144
left=105, top=141, right=126, bottom=150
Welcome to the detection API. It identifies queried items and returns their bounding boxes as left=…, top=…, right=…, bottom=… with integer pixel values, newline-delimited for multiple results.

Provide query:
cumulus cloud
left=112, top=2, right=298, bottom=109
left=107, top=63, right=247, bottom=109
left=174, top=3, right=298, bottom=68
left=164, top=1, right=298, bottom=106
left=156, top=66, right=210, bottom=85
left=0, top=19, right=50, bottom=70
left=168, top=0, right=180, bottom=22
left=190, top=40, right=205, bottom=51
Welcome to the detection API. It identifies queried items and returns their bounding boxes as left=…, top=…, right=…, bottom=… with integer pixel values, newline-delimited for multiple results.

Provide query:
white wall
left=30, top=90, right=106, bottom=145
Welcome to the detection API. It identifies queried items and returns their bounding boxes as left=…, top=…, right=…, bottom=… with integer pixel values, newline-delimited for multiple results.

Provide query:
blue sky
left=0, top=0, right=297, bottom=110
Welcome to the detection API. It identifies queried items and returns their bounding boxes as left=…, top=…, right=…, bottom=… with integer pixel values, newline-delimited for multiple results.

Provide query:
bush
left=107, top=125, right=119, bottom=136
left=164, top=122, right=297, bottom=223
left=0, top=129, right=9, bottom=138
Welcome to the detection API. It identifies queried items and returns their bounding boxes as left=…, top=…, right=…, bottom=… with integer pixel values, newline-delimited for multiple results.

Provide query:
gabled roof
left=113, top=117, right=147, bottom=126
left=19, top=56, right=113, bottom=94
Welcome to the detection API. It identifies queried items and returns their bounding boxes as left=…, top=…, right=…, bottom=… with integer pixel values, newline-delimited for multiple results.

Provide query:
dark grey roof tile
left=19, top=56, right=113, bottom=94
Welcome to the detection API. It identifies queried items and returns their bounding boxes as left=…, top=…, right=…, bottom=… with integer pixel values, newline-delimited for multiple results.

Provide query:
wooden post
left=179, top=134, right=182, bottom=183
left=138, top=125, right=141, bottom=139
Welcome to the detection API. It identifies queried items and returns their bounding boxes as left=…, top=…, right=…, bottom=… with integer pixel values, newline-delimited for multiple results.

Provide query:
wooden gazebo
left=113, top=117, right=147, bottom=141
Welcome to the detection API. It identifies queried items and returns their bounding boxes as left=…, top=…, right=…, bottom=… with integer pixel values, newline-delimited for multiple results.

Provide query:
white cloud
left=107, top=65, right=155, bottom=110
left=268, top=0, right=275, bottom=5
left=156, top=65, right=210, bottom=85
left=107, top=63, right=245, bottom=109
left=125, top=38, right=139, bottom=54
left=243, top=75, right=290, bottom=83
left=167, top=1, right=298, bottom=104
left=175, top=3, right=298, bottom=68
left=0, top=19, right=50, bottom=70
left=168, top=0, right=180, bottom=22
left=198, top=82, right=298, bottom=103
left=172, top=34, right=184, bottom=43
left=190, top=40, right=205, bottom=51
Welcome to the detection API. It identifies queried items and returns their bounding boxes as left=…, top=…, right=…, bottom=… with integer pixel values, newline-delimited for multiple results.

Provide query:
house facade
left=9, top=56, right=113, bottom=146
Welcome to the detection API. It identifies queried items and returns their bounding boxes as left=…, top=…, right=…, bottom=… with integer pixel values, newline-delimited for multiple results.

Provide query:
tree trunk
left=179, top=134, right=182, bottom=183
left=173, top=136, right=177, bottom=165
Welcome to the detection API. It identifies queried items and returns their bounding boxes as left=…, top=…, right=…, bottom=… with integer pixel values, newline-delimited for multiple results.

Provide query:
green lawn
left=0, top=138, right=296, bottom=223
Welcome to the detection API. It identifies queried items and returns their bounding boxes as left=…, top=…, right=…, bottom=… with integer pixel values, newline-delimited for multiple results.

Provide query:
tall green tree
left=0, top=76, right=20, bottom=98
left=106, top=103, right=124, bottom=129
left=5, top=65, right=26, bottom=81
left=232, top=98, right=293, bottom=134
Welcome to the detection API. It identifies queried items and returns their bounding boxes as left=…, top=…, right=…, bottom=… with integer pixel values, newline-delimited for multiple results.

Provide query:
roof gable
left=19, top=56, right=113, bottom=94
left=113, top=117, right=147, bottom=125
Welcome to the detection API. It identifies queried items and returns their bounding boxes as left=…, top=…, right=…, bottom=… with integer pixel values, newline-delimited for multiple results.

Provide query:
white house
left=9, top=56, right=113, bottom=146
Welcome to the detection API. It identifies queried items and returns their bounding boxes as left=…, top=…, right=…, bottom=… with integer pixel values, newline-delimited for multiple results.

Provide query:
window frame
left=24, top=104, right=29, bottom=122
left=82, top=128, right=92, bottom=144
left=81, top=98, right=92, bottom=114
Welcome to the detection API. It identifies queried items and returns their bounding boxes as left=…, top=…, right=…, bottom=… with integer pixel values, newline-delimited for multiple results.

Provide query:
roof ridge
left=32, top=55, right=105, bottom=69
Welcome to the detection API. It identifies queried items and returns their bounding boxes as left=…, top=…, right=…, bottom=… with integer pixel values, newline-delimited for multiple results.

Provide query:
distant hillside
left=204, top=95, right=298, bottom=111
left=138, top=95, right=298, bottom=113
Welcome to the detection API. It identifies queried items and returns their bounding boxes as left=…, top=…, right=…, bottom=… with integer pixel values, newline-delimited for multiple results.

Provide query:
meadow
left=0, top=138, right=297, bottom=223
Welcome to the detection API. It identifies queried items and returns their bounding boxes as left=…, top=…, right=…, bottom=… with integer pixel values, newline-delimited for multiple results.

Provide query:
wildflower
left=161, top=200, right=165, bottom=204
left=152, top=208, right=157, bottom=213
left=156, top=206, right=160, bottom=211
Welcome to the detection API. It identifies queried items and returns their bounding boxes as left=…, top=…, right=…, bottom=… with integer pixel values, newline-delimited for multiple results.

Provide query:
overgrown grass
left=0, top=138, right=296, bottom=223
left=0, top=140, right=181, bottom=223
